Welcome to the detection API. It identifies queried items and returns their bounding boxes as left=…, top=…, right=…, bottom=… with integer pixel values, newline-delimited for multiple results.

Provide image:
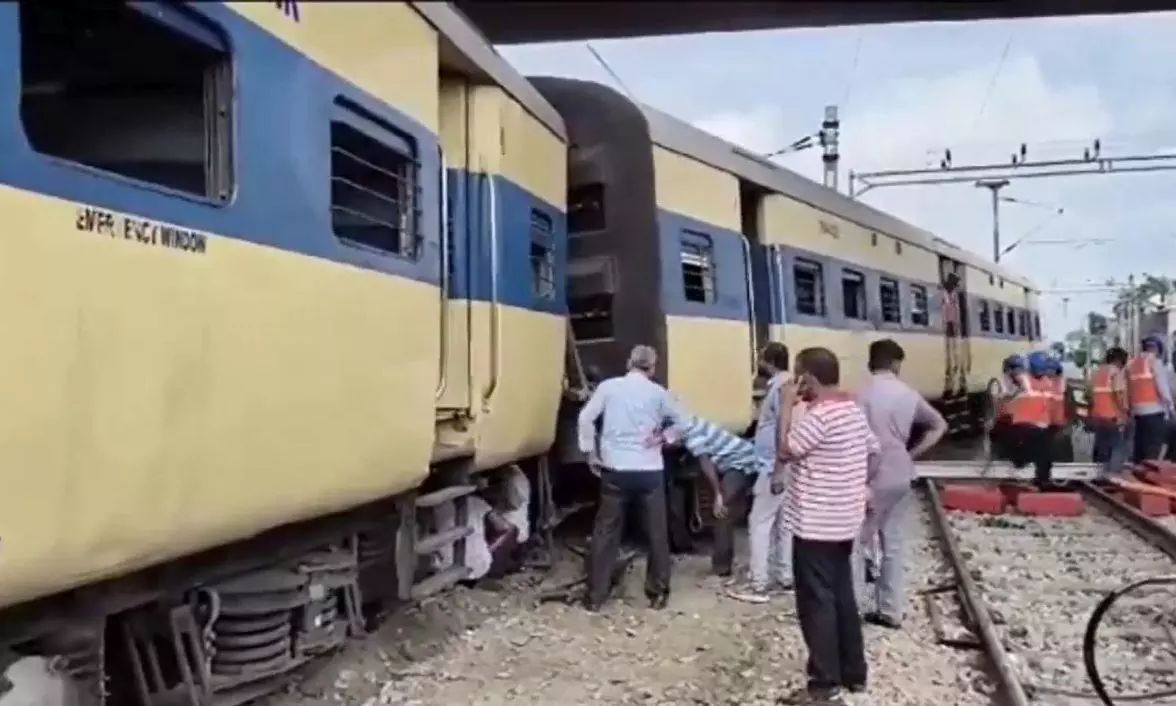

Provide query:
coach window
left=978, top=300, right=991, bottom=332
left=909, top=283, right=929, bottom=326
left=19, top=3, right=234, bottom=200
left=330, top=101, right=420, bottom=258
left=1034, top=314, right=1042, bottom=340
left=879, top=277, right=901, bottom=323
left=568, top=182, right=605, bottom=234
left=1006, top=307, right=1016, bottom=334
left=530, top=210, right=556, bottom=300
left=680, top=230, right=716, bottom=304
left=793, top=258, right=826, bottom=316
left=842, top=268, right=867, bottom=320
left=994, top=305, right=1005, bottom=334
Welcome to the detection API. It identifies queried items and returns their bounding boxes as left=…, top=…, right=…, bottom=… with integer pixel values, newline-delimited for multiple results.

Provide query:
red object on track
left=941, top=485, right=1005, bottom=514
left=1015, top=491, right=1085, bottom=517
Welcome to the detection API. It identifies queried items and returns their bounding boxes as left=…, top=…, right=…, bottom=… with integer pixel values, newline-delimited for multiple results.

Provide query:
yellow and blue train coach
left=536, top=77, right=1041, bottom=438
left=0, top=2, right=568, bottom=704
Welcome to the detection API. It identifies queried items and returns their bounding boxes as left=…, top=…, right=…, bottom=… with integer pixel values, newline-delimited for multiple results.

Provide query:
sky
left=497, top=12, right=1176, bottom=342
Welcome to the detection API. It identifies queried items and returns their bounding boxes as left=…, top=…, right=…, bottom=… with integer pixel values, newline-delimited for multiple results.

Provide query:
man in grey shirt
left=713, top=342, right=790, bottom=581
left=855, top=339, right=947, bottom=629
left=577, top=344, right=682, bottom=610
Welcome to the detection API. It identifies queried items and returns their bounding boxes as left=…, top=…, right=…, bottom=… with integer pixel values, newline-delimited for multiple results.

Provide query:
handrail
left=435, top=148, right=450, bottom=401
left=773, top=246, right=788, bottom=327
left=740, top=236, right=758, bottom=373
left=482, top=167, right=502, bottom=408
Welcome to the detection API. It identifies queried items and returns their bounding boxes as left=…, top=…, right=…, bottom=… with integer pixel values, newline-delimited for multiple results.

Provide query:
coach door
left=435, top=77, right=474, bottom=413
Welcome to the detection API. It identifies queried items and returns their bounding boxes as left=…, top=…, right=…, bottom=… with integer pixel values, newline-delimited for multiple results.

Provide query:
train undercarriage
left=0, top=454, right=564, bottom=706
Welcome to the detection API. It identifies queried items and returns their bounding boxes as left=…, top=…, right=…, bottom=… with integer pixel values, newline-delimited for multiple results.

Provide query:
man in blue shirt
left=577, top=344, right=682, bottom=610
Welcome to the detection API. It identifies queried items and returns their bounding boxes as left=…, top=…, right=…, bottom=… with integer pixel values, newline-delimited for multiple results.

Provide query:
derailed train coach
left=533, top=76, right=1042, bottom=450
left=0, top=2, right=568, bottom=705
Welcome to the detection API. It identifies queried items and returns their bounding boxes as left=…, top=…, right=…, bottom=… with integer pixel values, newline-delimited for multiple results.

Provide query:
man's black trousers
left=586, top=469, right=671, bottom=607
left=792, top=536, right=867, bottom=693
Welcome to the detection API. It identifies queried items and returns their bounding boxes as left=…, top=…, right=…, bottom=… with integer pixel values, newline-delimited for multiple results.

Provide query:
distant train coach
left=533, top=77, right=1040, bottom=444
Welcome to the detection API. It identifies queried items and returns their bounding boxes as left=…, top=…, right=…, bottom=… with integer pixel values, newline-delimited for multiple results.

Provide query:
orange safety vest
left=1048, top=376, right=1066, bottom=426
left=1007, top=374, right=1052, bottom=428
left=1126, top=355, right=1159, bottom=407
left=1089, top=365, right=1125, bottom=423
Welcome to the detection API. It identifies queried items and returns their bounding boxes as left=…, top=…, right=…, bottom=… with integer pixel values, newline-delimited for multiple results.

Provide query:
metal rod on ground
left=922, top=479, right=1032, bottom=706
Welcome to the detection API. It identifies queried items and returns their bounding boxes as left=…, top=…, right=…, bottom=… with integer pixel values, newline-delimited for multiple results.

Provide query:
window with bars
left=1006, top=307, right=1016, bottom=335
left=910, top=284, right=929, bottom=326
left=329, top=107, right=419, bottom=258
left=680, top=230, right=716, bottom=304
left=793, top=258, right=825, bottom=316
left=842, top=268, right=866, bottom=320
left=879, top=277, right=901, bottom=323
left=979, top=300, right=991, bottom=332
left=994, top=305, right=1005, bottom=334
left=530, top=209, right=556, bottom=300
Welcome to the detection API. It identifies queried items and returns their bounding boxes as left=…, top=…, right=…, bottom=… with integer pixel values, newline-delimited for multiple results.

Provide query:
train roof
left=637, top=103, right=1037, bottom=292
left=410, top=3, right=566, bottom=140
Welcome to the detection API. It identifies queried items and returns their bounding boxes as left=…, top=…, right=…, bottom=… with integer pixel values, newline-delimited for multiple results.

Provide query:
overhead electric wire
left=839, top=30, right=864, bottom=114
left=584, top=42, right=634, bottom=100
left=972, top=31, right=1016, bottom=130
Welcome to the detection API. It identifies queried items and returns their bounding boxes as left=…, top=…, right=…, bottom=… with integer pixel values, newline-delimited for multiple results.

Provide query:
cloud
left=691, top=51, right=1176, bottom=340
left=500, top=16, right=1176, bottom=340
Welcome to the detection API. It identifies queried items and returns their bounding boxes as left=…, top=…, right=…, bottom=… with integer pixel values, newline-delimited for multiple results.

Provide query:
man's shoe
left=845, top=683, right=866, bottom=694
left=777, top=686, right=844, bottom=704
left=863, top=612, right=901, bottom=629
left=648, top=593, right=669, bottom=610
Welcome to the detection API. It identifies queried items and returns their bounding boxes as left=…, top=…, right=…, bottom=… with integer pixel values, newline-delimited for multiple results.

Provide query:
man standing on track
left=774, top=347, right=879, bottom=704
left=1087, top=346, right=1129, bottom=477
left=577, top=344, right=681, bottom=611
left=854, top=339, right=947, bottom=630
left=1125, top=335, right=1174, bottom=463
left=724, top=342, right=795, bottom=602
left=1008, top=351, right=1056, bottom=491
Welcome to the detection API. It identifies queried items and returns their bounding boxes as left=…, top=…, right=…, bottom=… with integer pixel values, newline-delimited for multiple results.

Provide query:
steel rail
left=1078, top=482, right=1176, bottom=560
left=920, top=479, right=1032, bottom=706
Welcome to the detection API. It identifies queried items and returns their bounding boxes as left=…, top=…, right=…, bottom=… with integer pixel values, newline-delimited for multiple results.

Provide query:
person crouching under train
left=1125, top=335, right=1175, bottom=464
left=1087, top=346, right=1130, bottom=478
left=1004, top=351, right=1056, bottom=490
left=431, top=466, right=532, bottom=585
left=577, top=344, right=680, bottom=611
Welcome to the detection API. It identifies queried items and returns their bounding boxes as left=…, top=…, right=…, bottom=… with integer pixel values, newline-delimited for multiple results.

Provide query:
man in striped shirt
left=774, top=347, right=880, bottom=705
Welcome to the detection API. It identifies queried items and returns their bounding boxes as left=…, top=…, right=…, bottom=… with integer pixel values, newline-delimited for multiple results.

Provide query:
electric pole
left=975, top=179, right=1009, bottom=262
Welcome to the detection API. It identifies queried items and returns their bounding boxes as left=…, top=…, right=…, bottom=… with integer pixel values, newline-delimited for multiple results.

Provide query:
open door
left=436, top=77, right=474, bottom=414
left=938, top=256, right=967, bottom=395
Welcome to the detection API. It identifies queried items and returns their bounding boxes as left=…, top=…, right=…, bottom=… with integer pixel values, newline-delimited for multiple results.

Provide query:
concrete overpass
left=458, top=1, right=1175, bottom=44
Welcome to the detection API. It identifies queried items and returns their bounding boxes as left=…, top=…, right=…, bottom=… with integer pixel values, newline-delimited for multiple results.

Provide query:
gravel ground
left=261, top=499, right=994, bottom=706
left=948, top=504, right=1176, bottom=703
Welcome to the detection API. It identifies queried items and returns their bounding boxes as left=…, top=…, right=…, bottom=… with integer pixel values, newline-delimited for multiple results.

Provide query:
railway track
left=923, top=481, right=1176, bottom=706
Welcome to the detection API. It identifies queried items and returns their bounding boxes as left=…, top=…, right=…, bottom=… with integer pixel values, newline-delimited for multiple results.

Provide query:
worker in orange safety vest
left=1125, top=335, right=1174, bottom=463
left=989, top=354, right=1026, bottom=459
left=1006, top=351, right=1056, bottom=490
left=1087, top=346, right=1129, bottom=477
left=1046, top=358, right=1072, bottom=463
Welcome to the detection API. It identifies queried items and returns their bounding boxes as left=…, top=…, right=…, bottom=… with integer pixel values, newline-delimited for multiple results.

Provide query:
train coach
left=0, top=2, right=568, bottom=705
left=533, top=77, right=1043, bottom=446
